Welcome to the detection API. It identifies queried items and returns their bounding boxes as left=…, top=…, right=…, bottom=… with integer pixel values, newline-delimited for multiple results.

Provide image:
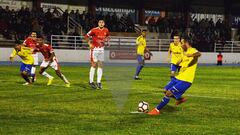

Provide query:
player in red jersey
left=36, top=38, right=70, bottom=87
left=85, top=20, right=110, bottom=89
left=23, top=32, right=38, bottom=82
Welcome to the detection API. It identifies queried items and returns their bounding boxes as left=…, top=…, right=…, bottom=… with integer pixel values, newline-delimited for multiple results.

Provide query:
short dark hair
left=174, top=34, right=180, bottom=37
left=98, top=19, right=105, bottom=22
left=141, top=29, right=147, bottom=32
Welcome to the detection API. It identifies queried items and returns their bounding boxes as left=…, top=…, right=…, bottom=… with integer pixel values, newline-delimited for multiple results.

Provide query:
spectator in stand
left=31, top=19, right=42, bottom=35
left=148, top=16, right=156, bottom=32
left=126, top=14, right=134, bottom=32
left=69, top=10, right=75, bottom=20
left=75, top=9, right=80, bottom=23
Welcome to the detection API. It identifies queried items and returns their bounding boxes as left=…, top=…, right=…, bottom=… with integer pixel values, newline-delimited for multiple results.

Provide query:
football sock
left=60, top=73, right=69, bottom=84
left=156, top=96, right=170, bottom=110
left=42, top=72, right=53, bottom=79
left=89, top=67, right=96, bottom=83
left=135, top=65, right=143, bottom=77
left=21, top=73, right=30, bottom=83
left=31, top=66, right=36, bottom=77
left=97, top=68, right=102, bottom=83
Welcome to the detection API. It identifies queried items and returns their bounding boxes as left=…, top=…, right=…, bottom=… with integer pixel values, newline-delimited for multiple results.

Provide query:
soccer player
left=10, top=44, right=33, bottom=85
left=36, top=38, right=70, bottom=87
left=84, top=20, right=110, bottom=89
left=168, top=34, right=183, bottom=79
left=148, top=37, right=201, bottom=115
left=23, top=32, right=38, bottom=82
left=134, top=30, right=152, bottom=80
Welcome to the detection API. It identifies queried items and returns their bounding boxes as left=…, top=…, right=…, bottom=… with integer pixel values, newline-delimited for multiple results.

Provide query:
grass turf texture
left=0, top=65, right=240, bottom=135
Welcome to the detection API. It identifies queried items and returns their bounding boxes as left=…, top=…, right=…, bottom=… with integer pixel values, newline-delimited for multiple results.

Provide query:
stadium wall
left=1, top=48, right=240, bottom=64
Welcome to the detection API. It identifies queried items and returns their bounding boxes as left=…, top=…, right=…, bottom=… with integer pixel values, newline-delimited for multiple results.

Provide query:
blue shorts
left=20, top=63, right=32, bottom=75
left=170, top=64, right=181, bottom=72
left=137, top=55, right=144, bottom=63
left=164, top=77, right=192, bottom=99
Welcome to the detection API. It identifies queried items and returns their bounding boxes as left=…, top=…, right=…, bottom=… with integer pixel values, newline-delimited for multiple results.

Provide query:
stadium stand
left=0, top=0, right=240, bottom=53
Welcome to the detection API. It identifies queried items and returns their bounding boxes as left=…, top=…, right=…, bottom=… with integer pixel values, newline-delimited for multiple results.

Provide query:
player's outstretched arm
left=186, top=52, right=201, bottom=58
left=9, top=48, right=17, bottom=63
left=187, top=52, right=201, bottom=67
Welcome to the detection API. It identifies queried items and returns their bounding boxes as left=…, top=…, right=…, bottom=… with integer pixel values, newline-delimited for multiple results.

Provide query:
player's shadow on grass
left=71, top=82, right=90, bottom=90
left=161, top=105, right=178, bottom=113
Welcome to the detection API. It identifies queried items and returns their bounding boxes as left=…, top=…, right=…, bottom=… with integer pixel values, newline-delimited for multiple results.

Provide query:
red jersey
left=85, top=27, right=110, bottom=49
left=23, top=37, right=37, bottom=52
left=217, top=54, right=223, bottom=61
left=38, top=44, right=54, bottom=60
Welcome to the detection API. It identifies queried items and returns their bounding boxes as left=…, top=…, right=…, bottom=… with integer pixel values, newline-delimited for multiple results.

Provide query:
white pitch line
left=130, top=111, right=145, bottom=114
left=185, top=94, right=238, bottom=100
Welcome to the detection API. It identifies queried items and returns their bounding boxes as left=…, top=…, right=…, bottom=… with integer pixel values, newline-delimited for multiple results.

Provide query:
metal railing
left=50, top=35, right=171, bottom=51
left=55, top=7, right=83, bottom=35
left=214, top=41, right=240, bottom=53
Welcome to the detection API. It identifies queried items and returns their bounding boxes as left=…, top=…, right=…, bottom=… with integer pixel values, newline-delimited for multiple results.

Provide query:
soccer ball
left=138, top=101, right=149, bottom=113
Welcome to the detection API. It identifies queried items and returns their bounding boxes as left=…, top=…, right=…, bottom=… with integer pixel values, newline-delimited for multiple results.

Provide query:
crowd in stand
left=68, top=10, right=135, bottom=32
left=0, top=6, right=67, bottom=41
left=0, top=5, right=236, bottom=52
left=0, top=6, right=135, bottom=41
left=147, top=16, right=231, bottom=51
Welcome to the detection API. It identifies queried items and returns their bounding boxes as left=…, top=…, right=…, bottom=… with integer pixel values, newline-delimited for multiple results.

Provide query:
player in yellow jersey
left=10, top=44, right=34, bottom=85
left=168, top=34, right=183, bottom=78
left=134, top=30, right=152, bottom=80
left=148, top=37, right=201, bottom=115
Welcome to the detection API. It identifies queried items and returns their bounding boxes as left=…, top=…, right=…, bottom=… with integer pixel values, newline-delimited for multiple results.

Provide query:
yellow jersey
left=10, top=46, right=34, bottom=65
left=176, top=47, right=199, bottom=83
left=169, top=42, right=183, bottom=65
left=136, top=35, right=146, bottom=56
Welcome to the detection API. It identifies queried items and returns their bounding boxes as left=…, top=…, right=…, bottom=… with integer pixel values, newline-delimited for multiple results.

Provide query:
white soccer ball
left=138, top=101, right=149, bottom=113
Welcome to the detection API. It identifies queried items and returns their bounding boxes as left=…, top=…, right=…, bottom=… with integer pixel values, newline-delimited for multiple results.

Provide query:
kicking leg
left=148, top=91, right=173, bottom=115
left=55, top=70, right=70, bottom=87
left=21, top=71, right=31, bottom=85
left=39, top=66, right=54, bottom=85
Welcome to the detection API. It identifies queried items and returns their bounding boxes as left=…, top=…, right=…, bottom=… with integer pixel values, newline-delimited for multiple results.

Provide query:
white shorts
left=40, top=58, right=59, bottom=70
left=32, top=53, right=38, bottom=65
left=90, top=49, right=104, bottom=62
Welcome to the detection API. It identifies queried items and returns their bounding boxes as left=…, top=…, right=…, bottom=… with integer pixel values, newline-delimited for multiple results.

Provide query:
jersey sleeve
left=191, top=48, right=198, bottom=54
left=169, top=43, right=173, bottom=52
left=85, top=29, right=95, bottom=39
left=49, top=45, right=54, bottom=53
left=106, top=29, right=110, bottom=37
left=46, top=44, right=54, bottom=53
left=23, top=38, right=29, bottom=46
left=10, top=49, right=17, bottom=58
left=136, top=37, right=141, bottom=45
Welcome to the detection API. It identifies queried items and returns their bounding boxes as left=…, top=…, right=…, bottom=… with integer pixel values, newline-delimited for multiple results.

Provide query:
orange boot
left=148, top=108, right=160, bottom=115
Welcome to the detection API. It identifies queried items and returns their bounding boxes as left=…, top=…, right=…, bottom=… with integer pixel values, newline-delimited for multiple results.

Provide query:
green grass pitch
left=0, top=65, right=240, bottom=135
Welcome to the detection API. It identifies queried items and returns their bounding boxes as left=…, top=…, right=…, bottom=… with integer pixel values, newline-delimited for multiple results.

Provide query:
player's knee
left=22, top=71, right=28, bottom=76
left=139, top=62, right=144, bottom=66
left=55, top=70, right=61, bottom=75
left=39, top=70, right=42, bottom=74
left=170, top=71, right=175, bottom=76
left=98, top=62, right=103, bottom=68
left=165, top=91, right=173, bottom=97
left=91, top=62, right=97, bottom=68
